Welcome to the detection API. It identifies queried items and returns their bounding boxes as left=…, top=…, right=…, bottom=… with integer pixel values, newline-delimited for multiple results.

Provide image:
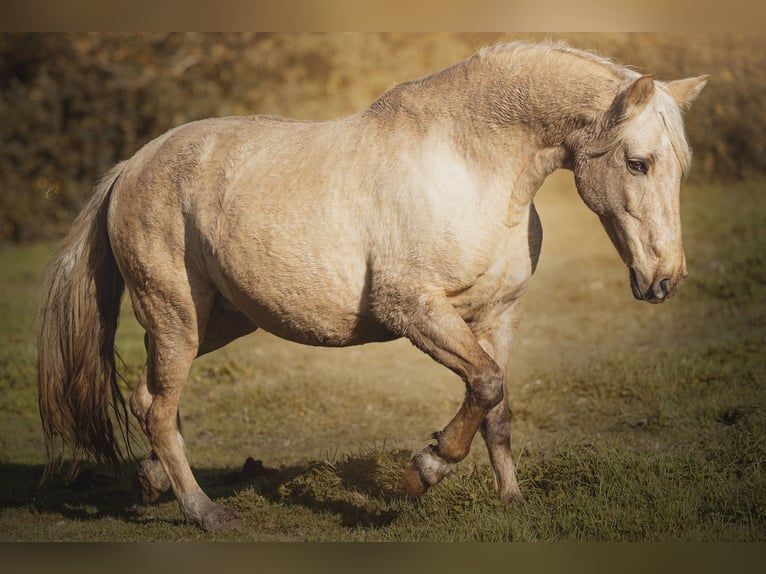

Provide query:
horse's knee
left=470, top=361, right=505, bottom=409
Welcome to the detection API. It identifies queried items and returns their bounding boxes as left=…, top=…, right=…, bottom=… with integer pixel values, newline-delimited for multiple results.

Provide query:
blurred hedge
left=1, top=32, right=763, bottom=243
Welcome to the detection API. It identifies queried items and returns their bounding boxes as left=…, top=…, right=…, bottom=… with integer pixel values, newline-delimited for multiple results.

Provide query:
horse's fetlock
left=430, top=430, right=470, bottom=462
left=437, top=442, right=470, bottom=463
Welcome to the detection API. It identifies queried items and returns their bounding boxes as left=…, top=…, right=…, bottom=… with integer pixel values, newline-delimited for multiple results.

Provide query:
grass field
left=1, top=173, right=764, bottom=541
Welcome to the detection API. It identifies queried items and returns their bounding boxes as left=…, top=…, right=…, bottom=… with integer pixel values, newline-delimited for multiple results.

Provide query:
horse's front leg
left=476, top=300, right=526, bottom=504
left=383, top=290, right=505, bottom=496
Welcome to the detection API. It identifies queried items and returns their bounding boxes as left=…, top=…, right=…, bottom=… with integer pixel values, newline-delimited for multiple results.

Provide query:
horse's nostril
left=632, top=271, right=675, bottom=302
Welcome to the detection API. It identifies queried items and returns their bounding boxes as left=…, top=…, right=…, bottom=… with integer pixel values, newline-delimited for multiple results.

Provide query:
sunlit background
left=1, top=33, right=764, bottom=243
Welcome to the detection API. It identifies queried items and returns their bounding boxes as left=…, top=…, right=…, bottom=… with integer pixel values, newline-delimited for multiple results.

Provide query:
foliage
left=1, top=32, right=765, bottom=242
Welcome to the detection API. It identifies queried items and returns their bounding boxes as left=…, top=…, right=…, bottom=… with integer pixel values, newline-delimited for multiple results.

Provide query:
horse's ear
left=624, top=75, right=655, bottom=114
left=611, top=75, right=655, bottom=123
left=664, top=75, right=709, bottom=110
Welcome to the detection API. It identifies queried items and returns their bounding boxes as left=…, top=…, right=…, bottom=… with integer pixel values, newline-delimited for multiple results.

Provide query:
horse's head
left=573, top=73, right=708, bottom=303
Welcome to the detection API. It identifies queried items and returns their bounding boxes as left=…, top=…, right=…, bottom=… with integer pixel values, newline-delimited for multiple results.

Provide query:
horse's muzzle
left=630, top=267, right=685, bottom=304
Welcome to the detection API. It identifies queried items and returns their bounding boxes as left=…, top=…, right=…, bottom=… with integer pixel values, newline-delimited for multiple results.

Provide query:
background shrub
left=1, top=32, right=763, bottom=243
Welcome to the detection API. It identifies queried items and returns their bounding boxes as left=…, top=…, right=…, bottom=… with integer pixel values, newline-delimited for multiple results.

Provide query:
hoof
left=198, top=503, right=244, bottom=533
left=505, top=491, right=527, bottom=508
left=403, top=462, right=428, bottom=496
left=403, top=447, right=456, bottom=497
left=497, top=487, right=527, bottom=507
left=135, top=454, right=171, bottom=505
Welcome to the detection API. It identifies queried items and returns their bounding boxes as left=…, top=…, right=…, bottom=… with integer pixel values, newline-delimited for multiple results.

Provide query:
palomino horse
left=38, top=42, right=707, bottom=532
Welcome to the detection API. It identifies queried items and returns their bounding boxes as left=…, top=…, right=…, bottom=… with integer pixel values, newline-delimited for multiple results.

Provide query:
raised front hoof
left=403, top=448, right=456, bottom=497
left=403, top=461, right=428, bottom=497
left=135, top=454, right=171, bottom=505
left=196, top=503, right=244, bottom=533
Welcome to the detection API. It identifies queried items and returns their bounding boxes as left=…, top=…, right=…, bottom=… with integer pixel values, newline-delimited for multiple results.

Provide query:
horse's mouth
left=629, top=267, right=645, bottom=301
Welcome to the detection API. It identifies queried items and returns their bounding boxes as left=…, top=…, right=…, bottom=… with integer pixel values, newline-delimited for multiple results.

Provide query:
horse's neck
left=364, top=52, right=621, bottom=223
left=469, top=53, right=623, bottom=222
left=370, top=48, right=621, bottom=143
left=482, top=58, right=620, bottom=148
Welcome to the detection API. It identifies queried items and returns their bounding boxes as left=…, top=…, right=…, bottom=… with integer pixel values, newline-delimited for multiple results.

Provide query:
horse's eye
left=627, top=158, right=649, bottom=174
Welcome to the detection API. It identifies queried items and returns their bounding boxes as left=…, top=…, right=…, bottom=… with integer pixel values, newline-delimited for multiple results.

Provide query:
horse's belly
left=250, top=300, right=393, bottom=347
left=212, top=251, right=395, bottom=347
left=260, top=311, right=397, bottom=347
left=237, top=296, right=396, bottom=347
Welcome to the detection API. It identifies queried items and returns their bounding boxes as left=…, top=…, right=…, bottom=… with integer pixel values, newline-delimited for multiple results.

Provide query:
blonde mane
left=478, top=41, right=627, bottom=71
left=478, top=42, right=693, bottom=178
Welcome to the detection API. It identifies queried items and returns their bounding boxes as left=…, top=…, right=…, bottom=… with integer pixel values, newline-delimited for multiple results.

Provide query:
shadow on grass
left=0, top=462, right=146, bottom=525
left=220, top=449, right=412, bottom=529
left=0, top=449, right=412, bottom=531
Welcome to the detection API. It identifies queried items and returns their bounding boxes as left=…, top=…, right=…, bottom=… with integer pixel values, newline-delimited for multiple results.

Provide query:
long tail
left=37, top=162, right=130, bottom=479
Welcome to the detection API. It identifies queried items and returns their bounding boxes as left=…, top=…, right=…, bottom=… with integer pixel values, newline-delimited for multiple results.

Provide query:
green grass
left=1, top=178, right=764, bottom=541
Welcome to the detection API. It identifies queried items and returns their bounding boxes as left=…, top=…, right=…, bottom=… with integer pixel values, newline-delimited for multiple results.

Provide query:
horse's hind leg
left=127, top=283, right=242, bottom=532
left=131, top=356, right=171, bottom=504
left=147, top=336, right=241, bottom=531
left=131, top=295, right=256, bottom=505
